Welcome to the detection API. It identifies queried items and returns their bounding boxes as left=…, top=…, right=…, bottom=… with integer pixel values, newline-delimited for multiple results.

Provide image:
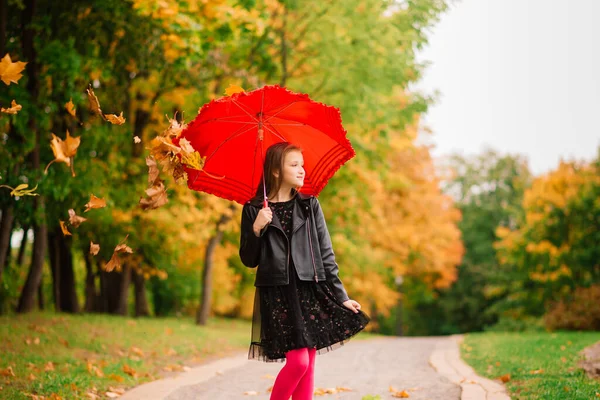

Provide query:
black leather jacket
left=239, top=192, right=350, bottom=303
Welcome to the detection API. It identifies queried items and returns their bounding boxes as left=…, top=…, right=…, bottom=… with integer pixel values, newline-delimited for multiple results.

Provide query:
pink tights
left=270, top=347, right=317, bottom=400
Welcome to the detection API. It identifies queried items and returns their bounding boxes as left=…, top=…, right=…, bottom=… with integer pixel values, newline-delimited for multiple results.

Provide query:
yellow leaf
left=65, top=98, right=76, bottom=117
left=1, top=183, right=39, bottom=197
left=225, top=84, right=245, bottom=96
left=84, top=194, right=107, bottom=212
left=105, top=111, right=126, bottom=125
left=90, top=241, right=100, bottom=256
left=0, top=54, right=27, bottom=85
left=1, top=99, right=22, bottom=114
left=44, top=131, right=81, bottom=176
left=59, top=220, right=72, bottom=236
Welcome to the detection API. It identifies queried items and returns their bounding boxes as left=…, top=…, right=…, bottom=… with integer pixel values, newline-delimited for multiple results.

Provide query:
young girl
left=239, top=142, right=370, bottom=400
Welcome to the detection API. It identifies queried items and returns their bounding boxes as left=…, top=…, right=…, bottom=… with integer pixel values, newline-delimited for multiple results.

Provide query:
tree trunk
left=0, top=204, right=14, bottom=282
left=17, top=225, right=29, bottom=266
left=37, top=282, right=44, bottom=310
left=16, top=216, right=47, bottom=313
left=133, top=269, right=150, bottom=317
left=54, top=229, right=78, bottom=313
left=116, top=263, right=132, bottom=316
left=47, top=230, right=61, bottom=312
left=84, top=250, right=98, bottom=312
left=196, top=206, right=234, bottom=325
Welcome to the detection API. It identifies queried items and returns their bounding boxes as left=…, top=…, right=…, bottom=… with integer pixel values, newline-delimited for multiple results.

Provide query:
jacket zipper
left=269, top=223, right=291, bottom=283
left=306, top=217, right=319, bottom=282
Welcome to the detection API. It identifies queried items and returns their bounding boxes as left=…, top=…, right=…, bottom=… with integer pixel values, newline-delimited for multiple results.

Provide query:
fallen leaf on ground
left=122, top=364, right=137, bottom=377
left=0, top=53, right=27, bottom=85
left=1, top=99, right=22, bottom=114
left=0, top=367, right=15, bottom=377
left=497, top=373, right=510, bottom=383
left=45, top=362, right=55, bottom=371
left=84, top=194, right=107, bottom=212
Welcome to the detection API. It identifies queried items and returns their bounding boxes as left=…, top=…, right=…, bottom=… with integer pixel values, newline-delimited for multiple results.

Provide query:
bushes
left=544, top=285, right=600, bottom=331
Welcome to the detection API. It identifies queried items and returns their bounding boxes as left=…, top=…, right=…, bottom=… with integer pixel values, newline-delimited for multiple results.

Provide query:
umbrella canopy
left=175, top=85, right=355, bottom=205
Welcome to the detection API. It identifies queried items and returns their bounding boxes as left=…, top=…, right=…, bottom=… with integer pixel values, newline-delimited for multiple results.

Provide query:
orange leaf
left=497, top=373, right=511, bottom=383
left=122, top=364, right=137, bottom=377
left=44, top=131, right=80, bottom=176
left=0, top=366, right=15, bottom=377
left=146, top=157, right=160, bottom=186
left=59, top=220, right=72, bottom=236
left=90, top=241, right=100, bottom=256
left=225, top=84, right=245, bottom=96
left=65, top=98, right=76, bottom=117
left=86, top=85, right=102, bottom=116
left=392, top=390, right=410, bottom=398
left=0, top=54, right=27, bottom=85
left=84, top=194, right=107, bottom=212
left=105, top=111, right=126, bottom=125
left=139, top=179, right=168, bottom=210
left=1, top=99, right=22, bottom=114
left=68, top=209, right=87, bottom=227
left=44, top=362, right=55, bottom=371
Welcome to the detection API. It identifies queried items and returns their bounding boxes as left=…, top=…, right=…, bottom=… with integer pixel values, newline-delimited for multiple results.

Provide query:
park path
left=122, top=336, right=468, bottom=400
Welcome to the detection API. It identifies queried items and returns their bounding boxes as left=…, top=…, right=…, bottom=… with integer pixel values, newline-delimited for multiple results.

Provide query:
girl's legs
left=270, top=348, right=310, bottom=400
left=291, top=347, right=317, bottom=400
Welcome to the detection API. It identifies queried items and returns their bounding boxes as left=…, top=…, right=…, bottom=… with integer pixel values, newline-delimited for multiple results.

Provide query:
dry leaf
left=108, top=374, right=124, bottom=383
left=129, top=347, right=144, bottom=357
left=178, top=138, right=195, bottom=155
left=392, top=390, right=410, bottom=398
left=122, top=364, right=137, bottom=377
left=497, top=373, right=511, bottom=383
left=105, top=392, right=119, bottom=399
left=86, top=362, right=104, bottom=377
left=86, top=86, right=102, bottom=116
left=134, top=136, right=141, bottom=143
left=59, top=220, right=72, bottom=236
left=90, top=241, right=100, bottom=255
left=1, top=99, right=22, bottom=114
left=28, top=373, right=36, bottom=381
left=58, top=338, right=69, bottom=347
left=529, top=369, right=544, bottom=374
left=65, top=98, right=76, bottom=117
left=139, top=179, right=168, bottom=210
left=44, top=130, right=81, bottom=176
left=243, top=391, right=258, bottom=396
left=68, top=209, right=87, bottom=227
left=146, top=157, right=159, bottom=185
left=0, top=183, right=39, bottom=197
left=84, top=194, right=107, bottom=212
left=105, top=235, right=133, bottom=272
left=0, top=367, right=15, bottom=377
left=105, top=111, right=126, bottom=125
left=44, top=362, right=55, bottom=371
left=0, top=54, right=27, bottom=85
left=108, top=387, right=125, bottom=395
left=225, top=84, right=245, bottom=96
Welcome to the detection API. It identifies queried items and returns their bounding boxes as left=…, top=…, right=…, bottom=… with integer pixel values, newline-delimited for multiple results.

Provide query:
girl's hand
left=253, top=206, right=273, bottom=235
left=343, top=299, right=361, bottom=314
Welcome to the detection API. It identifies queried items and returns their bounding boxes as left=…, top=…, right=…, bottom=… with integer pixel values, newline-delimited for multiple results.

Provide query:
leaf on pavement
left=0, top=54, right=27, bottom=85
left=1, top=99, right=22, bottom=114
left=84, top=194, right=107, bottom=212
left=68, top=209, right=87, bottom=227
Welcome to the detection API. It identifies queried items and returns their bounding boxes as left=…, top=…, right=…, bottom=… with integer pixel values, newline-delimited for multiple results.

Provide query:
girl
left=239, top=142, right=370, bottom=400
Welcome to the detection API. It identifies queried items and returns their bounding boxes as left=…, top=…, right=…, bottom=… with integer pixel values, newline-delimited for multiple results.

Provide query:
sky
left=413, top=0, right=600, bottom=175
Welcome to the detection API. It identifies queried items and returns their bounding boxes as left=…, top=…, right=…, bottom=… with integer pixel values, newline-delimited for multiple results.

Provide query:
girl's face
left=278, top=150, right=305, bottom=188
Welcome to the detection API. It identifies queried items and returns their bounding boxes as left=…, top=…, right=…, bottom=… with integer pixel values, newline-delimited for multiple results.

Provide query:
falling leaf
left=122, top=364, right=137, bottom=377
left=0, top=54, right=27, bottom=85
left=44, top=130, right=81, bottom=176
left=59, top=220, right=72, bottom=236
left=68, top=209, right=87, bottom=227
left=84, top=194, right=107, bottom=212
left=1, top=99, right=22, bottom=114
left=105, top=111, right=126, bottom=125
left=105, top=235, right=133, bottom=272
left=134, top=136, right=141, bottom=143
left=146, top=157, right=159, bottom=185
left=139, top=179, right=168, bottom=210
left=0, top=183, right=39, bottom=197
left=86, top=85, right=102, bottom=116
left=225, top=84, right=245, bottom=96
left=65, top=98, right=76, bottom=117
left=90, top=241, right=100, bottom=255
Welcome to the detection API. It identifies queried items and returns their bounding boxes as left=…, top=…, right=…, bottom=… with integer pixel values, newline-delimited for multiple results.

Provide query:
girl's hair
left=252, top=142, right=303, bottom=202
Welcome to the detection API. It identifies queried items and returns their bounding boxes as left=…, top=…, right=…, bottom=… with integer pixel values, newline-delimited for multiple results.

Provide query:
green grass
left=462, top=331, right=600, bottom=399
left=0, top=311, right=377, bottom=399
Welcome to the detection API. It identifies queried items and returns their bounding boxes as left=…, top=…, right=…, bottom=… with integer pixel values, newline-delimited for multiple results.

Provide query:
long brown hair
left=253, top=142, right=303, bottom=202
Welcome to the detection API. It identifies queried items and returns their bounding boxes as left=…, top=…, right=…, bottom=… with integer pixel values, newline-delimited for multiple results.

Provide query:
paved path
left=123, top=336, right=465, bottom=400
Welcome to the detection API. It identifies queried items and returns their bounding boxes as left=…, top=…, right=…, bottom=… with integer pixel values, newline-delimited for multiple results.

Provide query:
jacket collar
left=247, top=189, right=313, bottom=236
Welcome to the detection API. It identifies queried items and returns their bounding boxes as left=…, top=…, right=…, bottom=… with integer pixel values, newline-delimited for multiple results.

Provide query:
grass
left=461, top=331, right=600, bottom=399
left=0, top=311, right=377, bottom=399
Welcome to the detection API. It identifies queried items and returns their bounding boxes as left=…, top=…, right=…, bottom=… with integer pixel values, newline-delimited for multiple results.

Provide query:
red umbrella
left=174, top=85, right=355, bottom=206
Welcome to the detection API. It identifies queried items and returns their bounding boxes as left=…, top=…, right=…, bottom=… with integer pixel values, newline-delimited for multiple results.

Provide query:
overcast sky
left=413, top=0, right=600, bottom=175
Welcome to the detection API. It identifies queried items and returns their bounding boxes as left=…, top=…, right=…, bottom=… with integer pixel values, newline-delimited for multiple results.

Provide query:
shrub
left=544, top=285, right=600, bottom=331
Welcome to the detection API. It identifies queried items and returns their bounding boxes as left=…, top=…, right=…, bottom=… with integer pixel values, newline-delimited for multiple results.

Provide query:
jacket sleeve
left=312, top=198, right=350, bottom=303
left=239, top=203, right=267, bottom=268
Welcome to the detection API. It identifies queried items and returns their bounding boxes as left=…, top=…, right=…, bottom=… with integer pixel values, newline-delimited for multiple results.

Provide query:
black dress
left=248, top=197, right=370, bottom=362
